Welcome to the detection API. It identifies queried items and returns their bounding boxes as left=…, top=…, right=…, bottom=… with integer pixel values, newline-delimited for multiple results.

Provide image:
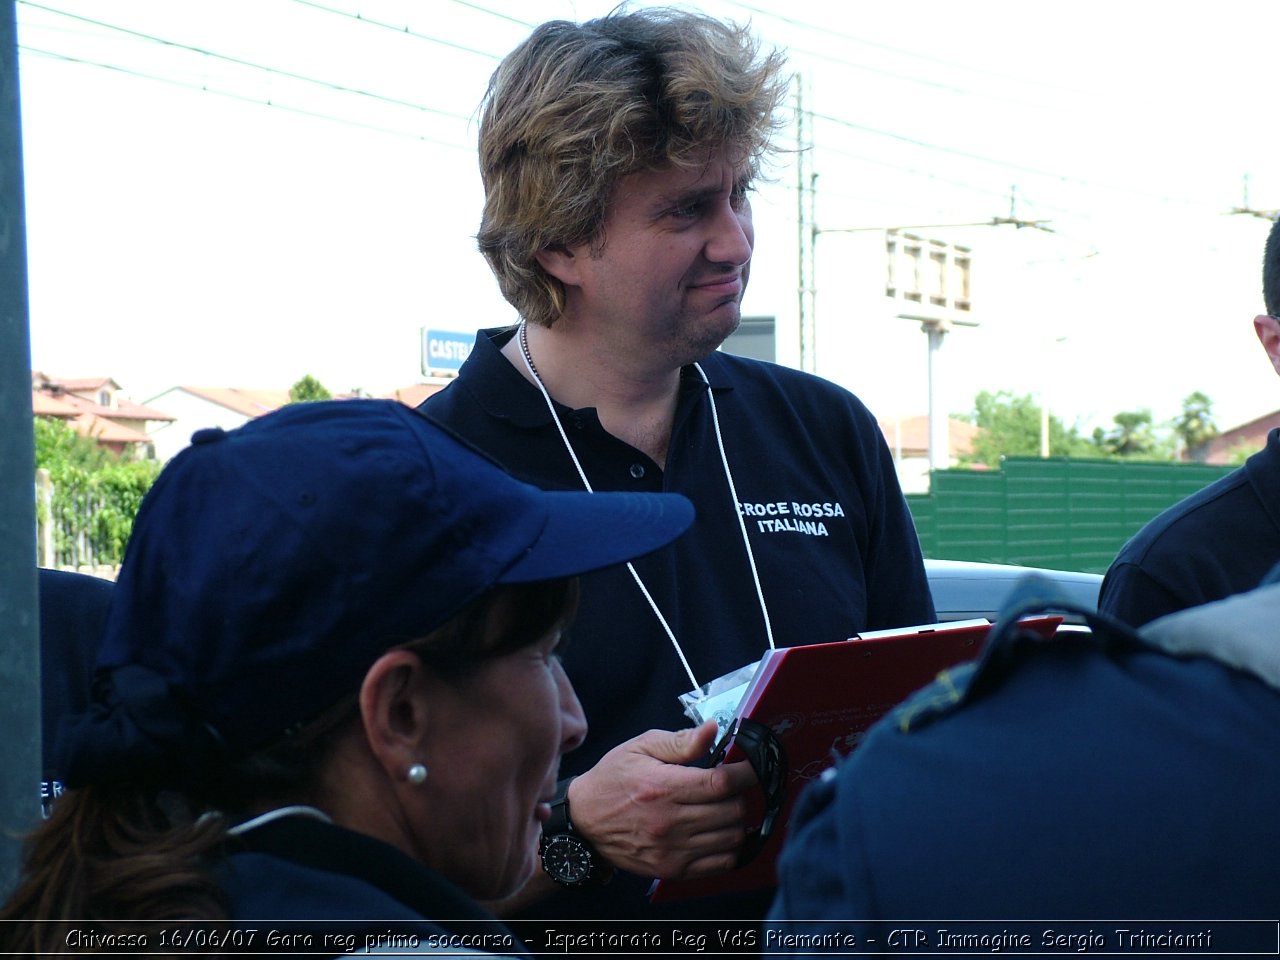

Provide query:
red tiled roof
left=51, top=376, right=120, bottom=393
left=31, top=372, right=119, bottom=393
left=73, top=412, right=152, bottom=445
left=176, top=386, right=291, bottom=418
left=32, top=390, right=81, bottom=418
left=50, top=392, right=174, bottom=423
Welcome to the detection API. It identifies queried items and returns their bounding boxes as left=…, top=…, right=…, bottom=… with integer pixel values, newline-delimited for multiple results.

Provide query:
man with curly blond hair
left=421, top=7, right=934, bottom=925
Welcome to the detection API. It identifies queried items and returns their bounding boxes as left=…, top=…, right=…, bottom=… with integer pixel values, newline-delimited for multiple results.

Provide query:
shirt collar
left=460, top=325, right=724, bottom=428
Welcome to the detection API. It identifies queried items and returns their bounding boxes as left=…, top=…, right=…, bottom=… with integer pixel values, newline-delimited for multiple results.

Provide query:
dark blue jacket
left=38, top=568, right=113, bottom=814
left=218, top=815, right=530, bottom=957
left=767, top=580, right=1280, bottom=946
left=1100, top=427, right=1280, bottom=627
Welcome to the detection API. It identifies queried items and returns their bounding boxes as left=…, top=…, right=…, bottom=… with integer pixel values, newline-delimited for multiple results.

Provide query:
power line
left=19, top=45, right=475, bottom=150
left=17, top=1, right=1243, bottom=219
left=288, top=0, right=503, bottom=61
left=20, top=2, right=474, bottom=124
left=807, top=108, right=1210, bottom=208
left=724, top=0, right=1100, bottom=98
left=765, top=37, right=1068, bottom=112
left=806, top=139, right=1158, bottom=225
left=444, top=0, right=536, bottom=29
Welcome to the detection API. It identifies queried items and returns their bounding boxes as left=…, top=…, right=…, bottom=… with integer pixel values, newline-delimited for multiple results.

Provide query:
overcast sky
left=15, top=0, right=1280, bottom=435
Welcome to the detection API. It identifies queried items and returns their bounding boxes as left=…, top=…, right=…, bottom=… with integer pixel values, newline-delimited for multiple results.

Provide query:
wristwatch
left=539, top=777, right=612, bottom=888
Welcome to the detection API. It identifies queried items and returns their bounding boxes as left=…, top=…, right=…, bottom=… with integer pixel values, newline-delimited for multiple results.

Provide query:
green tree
left=1225, top=440, right=1262, bottom=466
left=33, top=416, right=161, bottom=567
left=1173, top=390, right=1219, bottom=459
left=34, top=415, right=108, bottom=472
left=1094, top=408, right=1174, bottom=459
left=89, top=459, right=164, bottom=560
left=958, top=390, right=1094, bottom=468
left=289, top=374, right=332, bottom=403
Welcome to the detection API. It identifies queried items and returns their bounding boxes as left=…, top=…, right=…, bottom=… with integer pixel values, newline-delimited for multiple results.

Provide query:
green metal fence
left=907, top=457, right=1235, bottom=574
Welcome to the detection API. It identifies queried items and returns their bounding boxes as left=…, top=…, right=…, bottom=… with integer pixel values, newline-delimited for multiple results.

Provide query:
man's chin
left=690, top=301, right=741, bottom=345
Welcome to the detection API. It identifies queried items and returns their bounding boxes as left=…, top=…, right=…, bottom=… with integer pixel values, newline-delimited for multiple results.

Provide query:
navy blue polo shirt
left=1100, top=427, right=1280, bottom=627
left=420, top=326, right=934, bottom=920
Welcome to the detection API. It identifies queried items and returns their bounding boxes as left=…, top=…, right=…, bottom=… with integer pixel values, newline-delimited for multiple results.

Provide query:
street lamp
left=898, top=312, right=980, bottom=473
left=1039, top=335, right=1069, bottom=457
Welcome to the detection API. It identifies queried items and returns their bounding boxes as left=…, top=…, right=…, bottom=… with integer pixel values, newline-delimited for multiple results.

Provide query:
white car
left=925, top=558, right=1102, bottom=625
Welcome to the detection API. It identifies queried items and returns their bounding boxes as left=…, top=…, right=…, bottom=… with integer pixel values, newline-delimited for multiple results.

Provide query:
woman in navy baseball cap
left=1, top=399, right=694, bottom=954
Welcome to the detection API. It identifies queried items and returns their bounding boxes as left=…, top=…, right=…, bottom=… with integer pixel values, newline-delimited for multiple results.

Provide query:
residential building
left=877, top=414, right=980, bottom=494
left=144, top=386, right=292, bottom=462
left=384, top=382, right=446, bottom=408
left=31, top=372, right=174, bottom=459
left=143, top=382, right=450, bottom=461
left=1188, top=409, right=1280, bottom=465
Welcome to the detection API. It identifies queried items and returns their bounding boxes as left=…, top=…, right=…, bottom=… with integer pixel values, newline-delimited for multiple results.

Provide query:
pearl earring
left=407, top=763, right=428, bottom=786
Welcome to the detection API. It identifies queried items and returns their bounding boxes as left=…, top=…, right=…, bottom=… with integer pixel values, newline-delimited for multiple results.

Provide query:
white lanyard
left=226, top=805, right=333, bottom=837
left=517, top=321, right=774, bottom=689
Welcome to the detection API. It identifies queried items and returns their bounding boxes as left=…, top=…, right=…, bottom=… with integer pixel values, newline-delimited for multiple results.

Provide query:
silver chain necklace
left=517, top=320, right=774, bottom=689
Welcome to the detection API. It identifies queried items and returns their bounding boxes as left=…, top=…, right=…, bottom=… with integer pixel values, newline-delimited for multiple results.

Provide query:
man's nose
left=705, top=200, right=753, bottom=267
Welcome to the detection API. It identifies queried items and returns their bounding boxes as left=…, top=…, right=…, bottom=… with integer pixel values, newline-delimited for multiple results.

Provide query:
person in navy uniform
left=1100, top=215, right=1280, bottom=627
left=36, top=567, right=113, bottom=816
left=1, top=399, right=694, bottom=955
left=766, top=573, right=1280, bottom=942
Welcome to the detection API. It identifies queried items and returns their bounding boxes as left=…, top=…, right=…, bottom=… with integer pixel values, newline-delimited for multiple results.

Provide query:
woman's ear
left=535, top=244, right=582, bottom=288
left=359, top=649, right=430, bottom=783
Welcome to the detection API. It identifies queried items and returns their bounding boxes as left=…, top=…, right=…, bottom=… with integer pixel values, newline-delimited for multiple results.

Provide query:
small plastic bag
left=678, top=659, right=761, bottom=744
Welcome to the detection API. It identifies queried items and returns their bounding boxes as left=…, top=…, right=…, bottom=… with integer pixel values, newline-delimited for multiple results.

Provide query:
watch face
left=541, top=834, right=593, bottom=885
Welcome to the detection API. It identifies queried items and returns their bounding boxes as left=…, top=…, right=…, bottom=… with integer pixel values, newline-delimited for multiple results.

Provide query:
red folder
left=649, top=616, right=1061, bottom=902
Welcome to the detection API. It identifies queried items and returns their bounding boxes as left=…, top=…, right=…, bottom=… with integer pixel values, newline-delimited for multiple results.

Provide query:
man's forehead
left=620, top=154, right=751, bottom=201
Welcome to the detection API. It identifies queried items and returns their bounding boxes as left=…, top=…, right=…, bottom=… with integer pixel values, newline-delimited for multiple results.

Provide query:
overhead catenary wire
left=723, top=0, right=1102, bottom=98
left=19, top=45, right=476, bottom=150
left=444, top=0, right=537, bottom=29
left=289, top=0, right=504, bottom=61
left=15, top=0, right=1257, bottom=221
left=20, top=1, right=476, bottom=124
left=808, top=108, right=1209, bottom=208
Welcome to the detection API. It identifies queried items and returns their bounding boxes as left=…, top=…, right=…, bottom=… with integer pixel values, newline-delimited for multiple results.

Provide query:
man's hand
left=567, top=720, right=759, bottom=880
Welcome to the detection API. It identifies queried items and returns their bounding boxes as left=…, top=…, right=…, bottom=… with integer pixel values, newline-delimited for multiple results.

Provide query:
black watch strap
left=546, top=776, right=577, bottom=835
left=541, top=776, right=613, bottom=887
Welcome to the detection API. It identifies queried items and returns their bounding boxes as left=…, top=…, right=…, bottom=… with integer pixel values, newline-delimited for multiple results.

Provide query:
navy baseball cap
left=58, top=399, right=693, bottom=786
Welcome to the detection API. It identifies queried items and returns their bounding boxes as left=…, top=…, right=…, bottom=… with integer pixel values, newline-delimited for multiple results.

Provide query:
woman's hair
left=477, top=6, right=788, bottom=328
left=0, top=578, right=578, bottom=952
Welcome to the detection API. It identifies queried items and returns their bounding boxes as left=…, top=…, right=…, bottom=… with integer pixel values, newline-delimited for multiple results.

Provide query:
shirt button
left=572, top=417, right=585, bottom=430
left=629, top=463, right=646, bottom=479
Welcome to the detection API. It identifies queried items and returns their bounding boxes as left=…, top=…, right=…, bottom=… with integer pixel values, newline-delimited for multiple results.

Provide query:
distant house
left=1188, top=409, right=1280, bottom=464
left=144, top=386, right=292, bottom=462
left=143, top=382, right=452, bottom=461
left=31, top=372, right=174, bottom=459
left=877, top=414, right=980, bottom=494
left=384, top=382, right=447, bottom=408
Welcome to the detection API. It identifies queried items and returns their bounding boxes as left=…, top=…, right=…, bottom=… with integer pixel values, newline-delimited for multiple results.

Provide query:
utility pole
left=1228, top=174, right=1278, bottom=221
left=0, top=0, right=40, bottom=899
left=795, top=76, right=817, bottom=373
left=808, top=183, right=1052, bottom=475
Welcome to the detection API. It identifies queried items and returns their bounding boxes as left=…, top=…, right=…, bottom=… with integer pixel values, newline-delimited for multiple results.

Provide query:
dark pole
left=0, top=0, right=39, bottom=898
